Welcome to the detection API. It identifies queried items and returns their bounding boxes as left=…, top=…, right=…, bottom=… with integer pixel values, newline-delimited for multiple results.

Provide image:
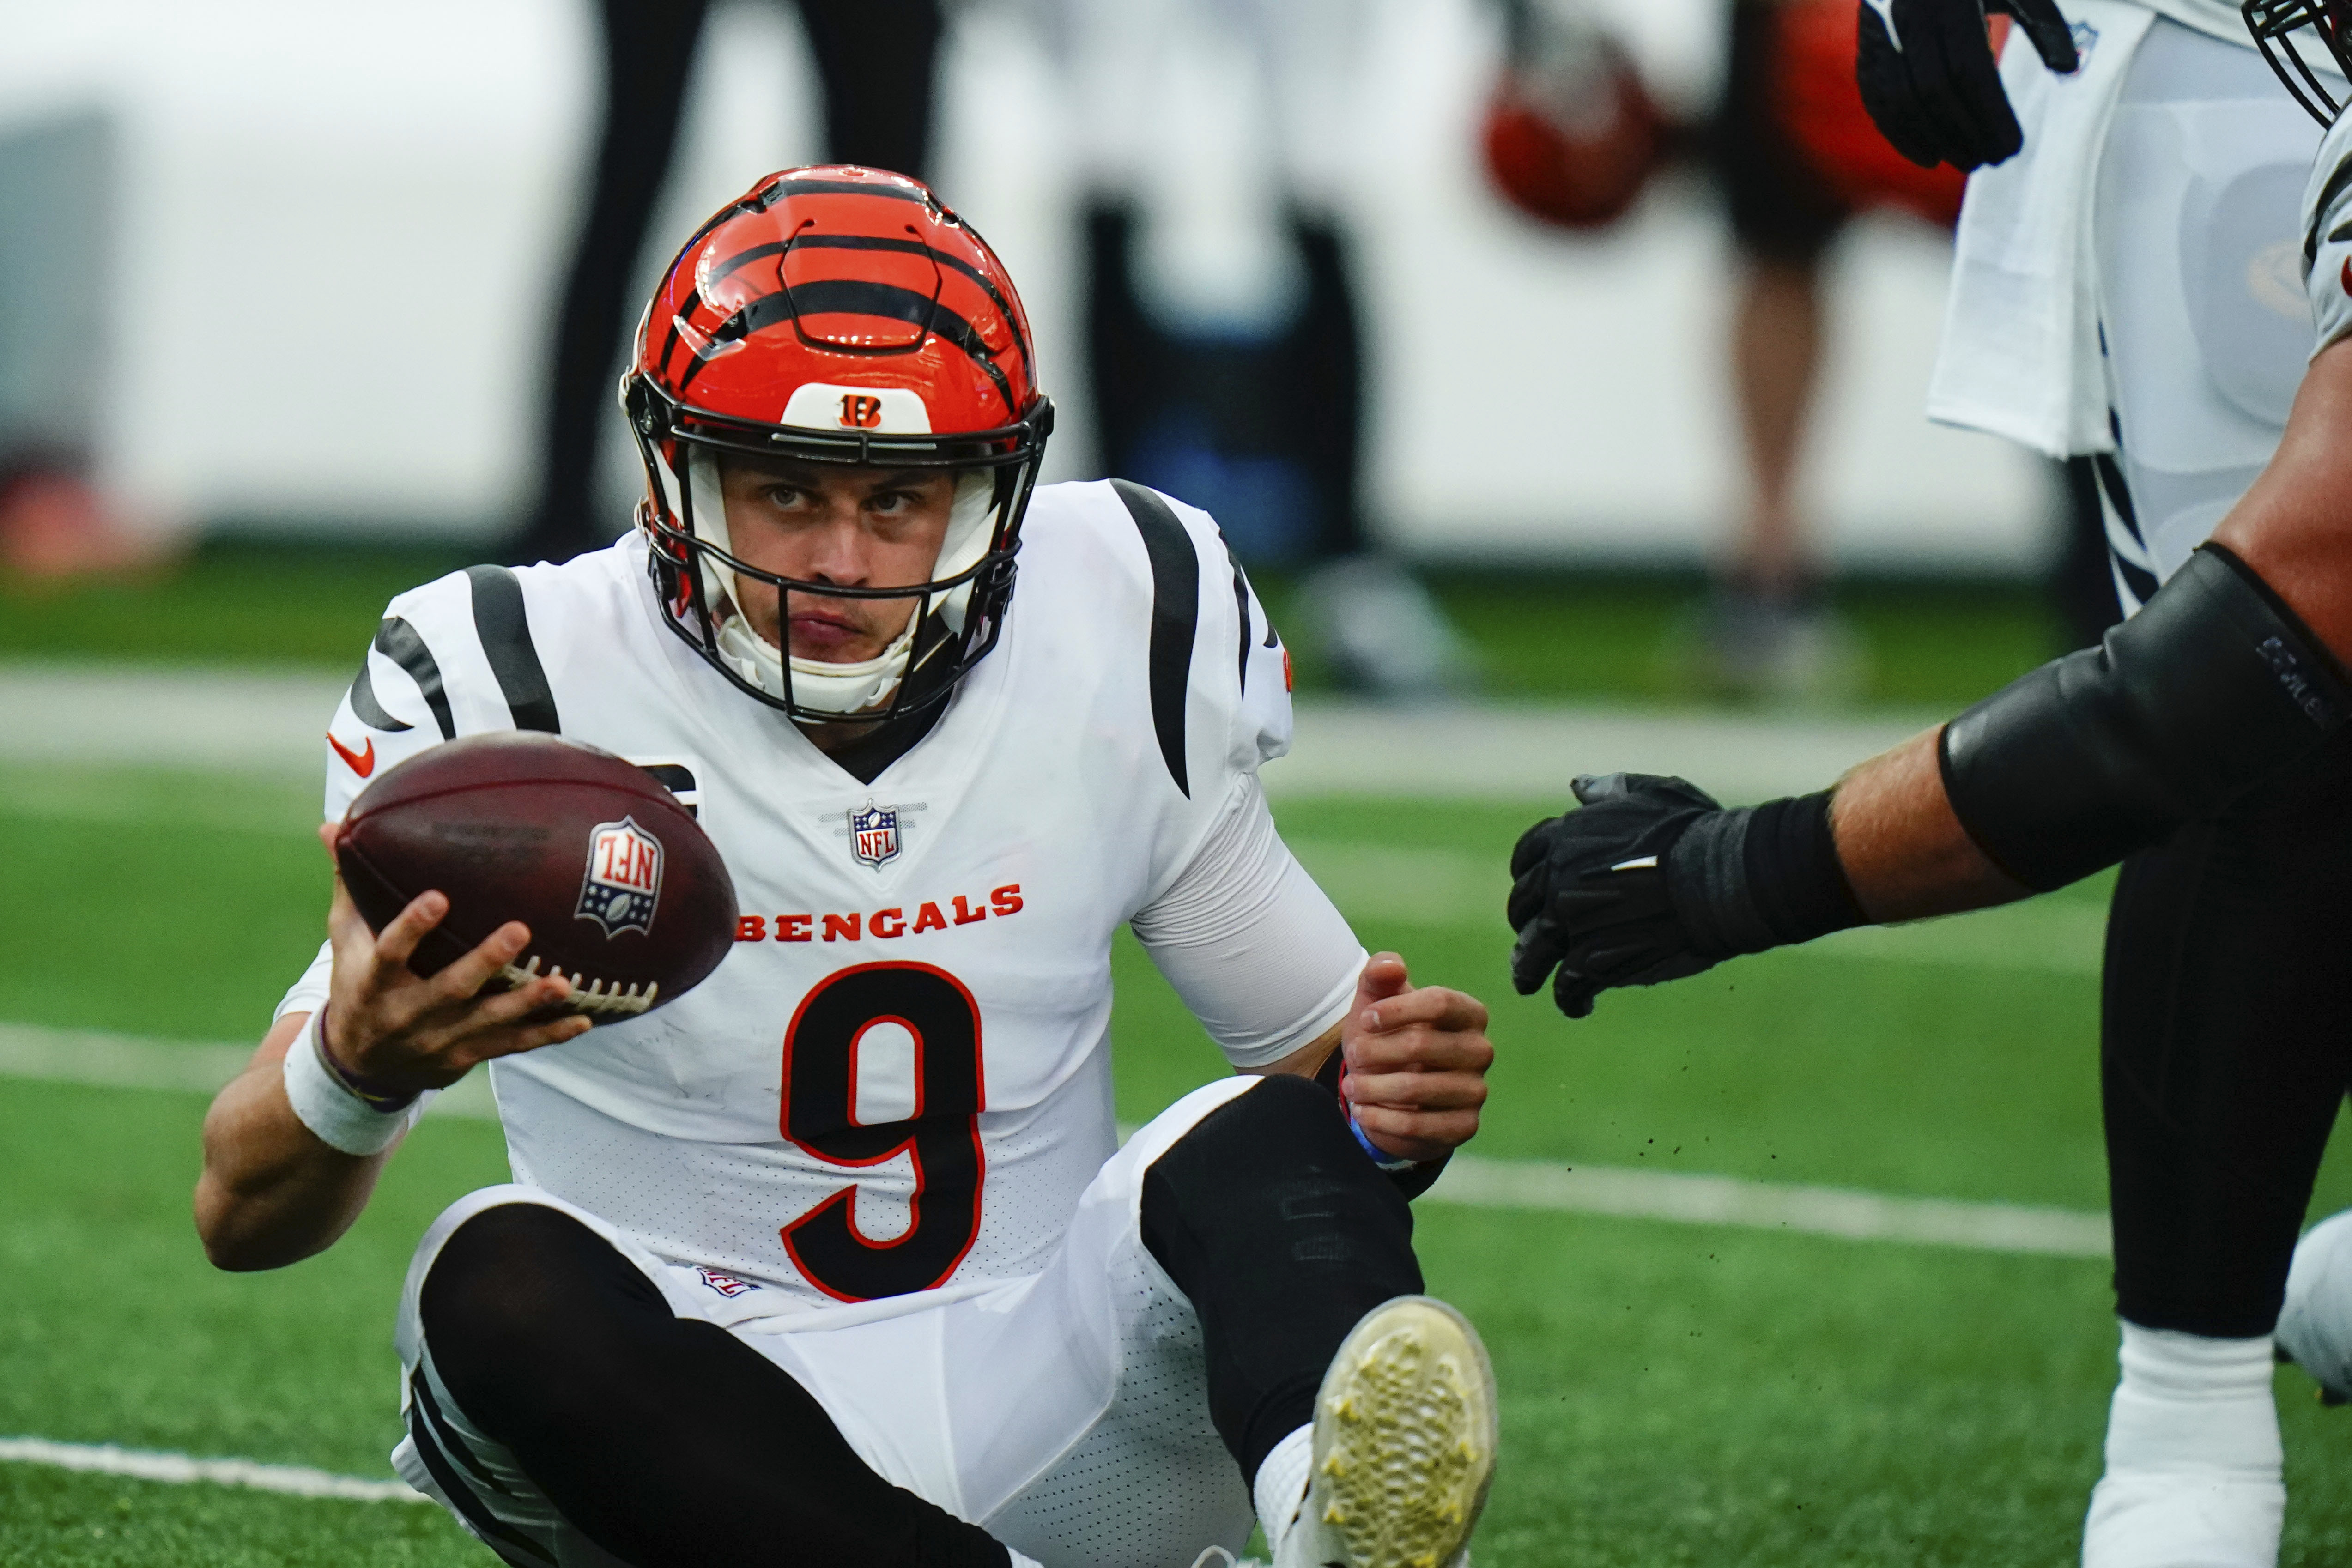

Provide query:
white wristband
left=281, top=1011, right=420, bottom=1156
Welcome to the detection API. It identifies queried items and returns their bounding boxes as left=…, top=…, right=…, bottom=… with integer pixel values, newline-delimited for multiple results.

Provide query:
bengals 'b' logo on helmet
left=838, top=393, right=883, bottom=429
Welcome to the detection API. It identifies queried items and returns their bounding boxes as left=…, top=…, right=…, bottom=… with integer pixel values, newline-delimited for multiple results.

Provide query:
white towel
left=1926, top=0, right=2156, bottom=458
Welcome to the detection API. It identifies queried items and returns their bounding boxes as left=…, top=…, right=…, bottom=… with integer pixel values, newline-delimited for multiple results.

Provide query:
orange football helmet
left=621, top=166, right=1053, bottom=724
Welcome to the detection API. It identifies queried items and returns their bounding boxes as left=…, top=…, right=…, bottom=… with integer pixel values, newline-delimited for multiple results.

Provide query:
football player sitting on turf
left=193, top=168, right=1501, bottom=1568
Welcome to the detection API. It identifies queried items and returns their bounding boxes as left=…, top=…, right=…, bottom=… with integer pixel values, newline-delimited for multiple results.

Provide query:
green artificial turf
left=12, top=771, right=2352, bottom=1564
left=0, top=542, right=476, bottom=671
left=0, top=1465, right=476, bottom=1568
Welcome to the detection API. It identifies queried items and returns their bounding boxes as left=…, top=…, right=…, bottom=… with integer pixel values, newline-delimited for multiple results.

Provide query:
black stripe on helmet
left=464, top=567, right=561, bottom=734
left=691, top=280, right=1017, bottom=416
left=1111, top=479, right=1198, bottom=797
left=731, top=233, right=1033, bottom=386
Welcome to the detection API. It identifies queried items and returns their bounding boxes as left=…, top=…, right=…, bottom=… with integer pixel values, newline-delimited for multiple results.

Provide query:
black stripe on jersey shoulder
left=1111, top=479, right=1199, bottom=798
left=354, top=616, right=453, bottom=739
left=1224, top=543, right=1254, bottom=698
left=405, top=1385, right=553, bottom=1567
left=2310, top=159, right=2352, bottom=268
left=348, top=624, right=412, bottom=735
left=465, top=566, right=561, bottom=734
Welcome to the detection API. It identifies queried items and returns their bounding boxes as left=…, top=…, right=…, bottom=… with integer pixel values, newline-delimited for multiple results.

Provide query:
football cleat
left=1274, top=1296, right=1498, bottom=1568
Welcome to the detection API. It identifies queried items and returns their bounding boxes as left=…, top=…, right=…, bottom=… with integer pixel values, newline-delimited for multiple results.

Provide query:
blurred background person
left=1038, top=0, right=1474, bottom=700
left=511, top=0, right=946, bottom=568
left=1485, top=0, right=2113, bottom=702
left=1697, top=0, right=1968, bottom=700
left=0, top=106, right=161, bottom=577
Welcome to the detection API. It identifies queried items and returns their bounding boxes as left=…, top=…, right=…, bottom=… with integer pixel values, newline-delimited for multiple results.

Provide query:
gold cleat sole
left=1309, top=1296, right=1498, bottom=1568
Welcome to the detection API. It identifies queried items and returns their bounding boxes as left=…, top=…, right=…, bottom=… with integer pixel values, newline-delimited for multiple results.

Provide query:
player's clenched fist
left=1340, top=953, right=1494, bottom=1164
left=317, top=822, right=588, bottom=1101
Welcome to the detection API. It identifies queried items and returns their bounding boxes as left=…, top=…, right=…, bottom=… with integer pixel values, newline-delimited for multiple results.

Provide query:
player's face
left=716, top=457, right=958, bottom=664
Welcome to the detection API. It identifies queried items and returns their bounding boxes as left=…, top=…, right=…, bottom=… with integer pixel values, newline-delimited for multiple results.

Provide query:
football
left=333, top=732, right=737, bottom=1022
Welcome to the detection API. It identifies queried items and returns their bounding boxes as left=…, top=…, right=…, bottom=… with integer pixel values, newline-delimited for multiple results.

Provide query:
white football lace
left=500, top=956, right=658, bottom=1017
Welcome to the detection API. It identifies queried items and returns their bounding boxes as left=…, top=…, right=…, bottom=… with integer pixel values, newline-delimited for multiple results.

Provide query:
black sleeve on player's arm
left=1940, top=544, right=2352, bottom=891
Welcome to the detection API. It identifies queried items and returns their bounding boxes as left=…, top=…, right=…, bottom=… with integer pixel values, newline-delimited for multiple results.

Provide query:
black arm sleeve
left=1940, top=545, right=2352, bottom=891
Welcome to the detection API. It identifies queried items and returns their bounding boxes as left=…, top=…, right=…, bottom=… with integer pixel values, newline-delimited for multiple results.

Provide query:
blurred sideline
left=0, top=1020, right=2107, bottom=1259
left=0, top=660, right=1933, bottom=803
left=0, top=0, right=2043, bottom=568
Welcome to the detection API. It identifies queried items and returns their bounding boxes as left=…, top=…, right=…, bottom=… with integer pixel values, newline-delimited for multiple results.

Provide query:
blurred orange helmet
left=1772, top=0, right=1969, bottom=228
left=621, top=166, right=1053, bottom=724
left=1481, top=6, right=1665, bottom=232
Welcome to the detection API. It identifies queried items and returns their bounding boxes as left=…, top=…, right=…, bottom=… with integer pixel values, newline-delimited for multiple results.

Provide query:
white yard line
left=0, top=1022, right=2105, bottom=1258
left=1279, top=701, right=1933, bottom=805
left=0, top=662, right=347, bottom=776
left=0, top=1437, right=427, bottom=1504
left=0, top=660, right=1932, bottom=804
left=1425, top=1156, right=2108, bottom=1257
left=0, top=1022, right=498, bottom=1120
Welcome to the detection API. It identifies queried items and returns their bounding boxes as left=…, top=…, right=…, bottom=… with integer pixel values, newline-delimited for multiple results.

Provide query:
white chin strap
left=684, top=452, right=997, bottom=716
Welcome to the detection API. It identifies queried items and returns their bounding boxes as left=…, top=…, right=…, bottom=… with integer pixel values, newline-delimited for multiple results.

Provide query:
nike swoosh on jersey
left=327, top=732, right=376, bottom=777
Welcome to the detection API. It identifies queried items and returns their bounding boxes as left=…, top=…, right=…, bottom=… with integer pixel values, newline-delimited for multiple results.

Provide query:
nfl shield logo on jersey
left=695, top=1266, right=758, bottom=1298
left=850, top=803, right=902, bottom=870
left=576, top=816, right=664, bottom=937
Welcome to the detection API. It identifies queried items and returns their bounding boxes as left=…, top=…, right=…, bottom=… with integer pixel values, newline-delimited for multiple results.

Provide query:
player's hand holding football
left=318, top=822, right=590, bottom=1100
left=1855, top=0, right=2079, bottom=171
left=1340, top=954, right=1494, bottom=1164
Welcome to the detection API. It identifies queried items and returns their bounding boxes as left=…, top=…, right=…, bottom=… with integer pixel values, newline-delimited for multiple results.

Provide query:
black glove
left=1855, top=0, right=2080, bottom=173
left=1507, top=774, right=1726, bottom=1019
left=1507, top=774, right=1867, bottom=1020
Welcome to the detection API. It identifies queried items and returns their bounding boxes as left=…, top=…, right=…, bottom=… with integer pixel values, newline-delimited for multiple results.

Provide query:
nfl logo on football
left=851, top=803, right=901, bottom=870
left=576, top=816, right=664, bottom=937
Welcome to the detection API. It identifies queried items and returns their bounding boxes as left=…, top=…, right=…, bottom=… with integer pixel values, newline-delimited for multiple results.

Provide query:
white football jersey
left=280, top=479, right=1355, bottom=1310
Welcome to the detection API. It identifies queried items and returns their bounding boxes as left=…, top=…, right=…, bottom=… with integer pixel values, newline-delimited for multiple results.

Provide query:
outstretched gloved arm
left=1509, top=345, right=2352, bottom=1021
left=1507, top=775, right=1869, bottom=1018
